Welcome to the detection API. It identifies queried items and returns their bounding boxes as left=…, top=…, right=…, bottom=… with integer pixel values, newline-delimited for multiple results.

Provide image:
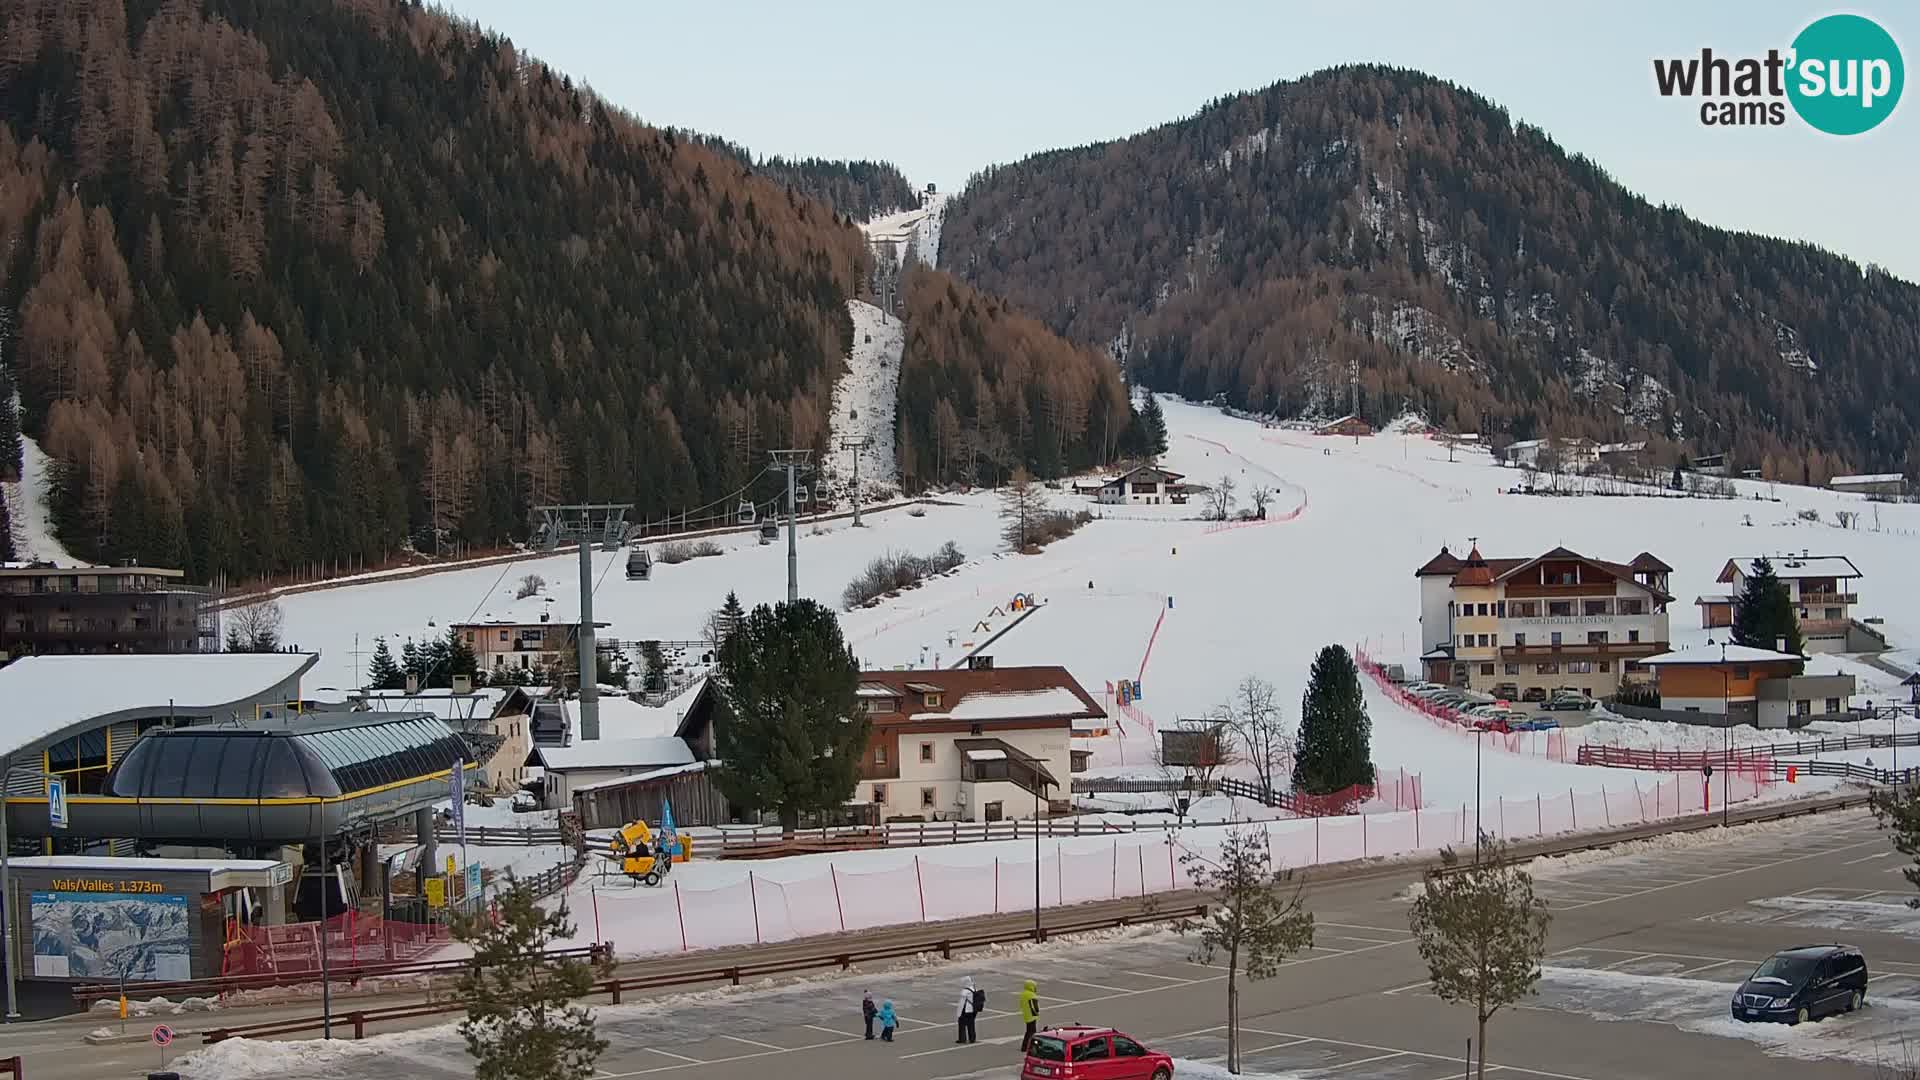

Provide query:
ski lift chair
left=794, top=485, right=811, bottom=507
left=735, top=499, right=756, bottom=525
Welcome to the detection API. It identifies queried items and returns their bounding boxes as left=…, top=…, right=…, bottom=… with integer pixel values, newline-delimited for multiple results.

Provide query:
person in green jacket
left=1018, top=979, right=1040, bottom=1051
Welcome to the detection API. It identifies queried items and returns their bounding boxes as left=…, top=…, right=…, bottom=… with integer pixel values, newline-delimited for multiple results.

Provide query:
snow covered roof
left=1830, top=473, right=1906, bottom=485
left=962, top=747, right=1008, bottom=761
left=0, top=652, right=319, bottom=758
left=949, top=687, right=1092, bottom=721
left=1641, top=644, right=1805, bottom=666
left=1693, top=594, right=1735, bottom=605
left=572, top=759, right=709, bottom=793
left=533, top=736, right=695, bottom=771
left=857, top=666, right=1104, bottom=726
left=857, top=683, right=901, bottom=697
left=5, top=855, right=283, bottom=872
left=1717, top=555, right=1862, bottom=582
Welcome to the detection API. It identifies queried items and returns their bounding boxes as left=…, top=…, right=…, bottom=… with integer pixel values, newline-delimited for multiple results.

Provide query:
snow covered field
left=2, top=430, right=76, bottom=563
left=278, top=396, right=1919, bottom=810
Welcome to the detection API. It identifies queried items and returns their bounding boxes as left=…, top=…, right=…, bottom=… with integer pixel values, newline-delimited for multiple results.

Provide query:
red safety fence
left=221, top=912, right=454, bottom=979
left=1576, top=745, right=1777, bottom=771
left=1355, top=647, right=1573, bottom=761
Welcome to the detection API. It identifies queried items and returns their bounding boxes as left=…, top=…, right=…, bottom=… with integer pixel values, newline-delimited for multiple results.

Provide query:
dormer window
left=924, top=693, right=942, bottom=708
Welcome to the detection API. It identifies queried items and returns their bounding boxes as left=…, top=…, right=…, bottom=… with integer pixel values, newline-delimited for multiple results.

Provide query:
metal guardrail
left=200, top=904, right=1208, bottom=1044
left=69, top=945, right=612, bottom=1006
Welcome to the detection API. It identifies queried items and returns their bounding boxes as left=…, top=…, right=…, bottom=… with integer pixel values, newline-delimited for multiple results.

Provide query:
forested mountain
left=943, top=65, right=1920, bottom=481
left=894, top=266, right=1138, bottom=490
left=0, top=0, right=1126, bottom=585
left=683, top=135, right=920, bottom=221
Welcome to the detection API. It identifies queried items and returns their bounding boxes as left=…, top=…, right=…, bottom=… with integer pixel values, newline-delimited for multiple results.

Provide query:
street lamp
left=1473, top=727, right=1486, bottom=865
left=1720, top=640, right=1729, bottom=827
left=1034, top=776, right=1049, bottom=942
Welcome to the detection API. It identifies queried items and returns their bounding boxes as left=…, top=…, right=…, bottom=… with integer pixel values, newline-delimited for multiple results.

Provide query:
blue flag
left=660, top=799, right=678, bottom=855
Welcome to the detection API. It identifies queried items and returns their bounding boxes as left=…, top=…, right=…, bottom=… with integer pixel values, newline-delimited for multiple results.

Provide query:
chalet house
left=454, top=611, right=611, bottom=675
left=1414, top=545, right=1672, bottom=698
left=1316, top=415, right=1372, bottom=438
left=1596, top=441, right=1648, bottom=472
left=852, top=665, right=1101, bottom=822
left=1829, top=473, right=1909, bottom=498
left=1698, top=555, right=1864, bottom=653
left=1641, top=644, right=1856, bottom=728
left=529, top=736, right=696, bottom=808
left=1096, top=465, right=1186, bottom=506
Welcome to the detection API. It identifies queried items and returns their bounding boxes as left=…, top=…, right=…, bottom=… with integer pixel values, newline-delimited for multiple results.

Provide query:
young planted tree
left=638, top=639, right=668, bottom=693
left=1219, top=676, right=1293, bottom=798
left=712, top=599, right=866, bottom=833
left=1178, top=828, right=1315, bottom=1075
left=1205, top=474, right=1237, bottom=521
left=1731, top=556, right=1804, bottom=655
left=998, top=467, right=1048, bottom=552
left=1293, top=645, right=1374, bottom=796
left=366, top=637, right=404, bottom=690
left=1407, top=842, right=1553, bottom=1080
left=1871, top=784, right=1920, bottom=907
left=451, top=876, right=613, bottom=1080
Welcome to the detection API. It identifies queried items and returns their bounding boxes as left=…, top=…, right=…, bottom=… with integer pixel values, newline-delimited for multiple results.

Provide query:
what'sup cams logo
left=1653, top=13, right=1904, bottom=134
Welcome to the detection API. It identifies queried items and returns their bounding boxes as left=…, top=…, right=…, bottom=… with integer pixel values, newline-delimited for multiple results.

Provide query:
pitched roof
left=859, top=666, right=1104, bottom=725
left=1717, top=555, right=1863, bottom=584
left=1641, top=644, right=1806, bottom=666
left=1413, top=546, right=1464, bottom=577
left=1486, top=546, right=1675, bottom=603
left=533, top=736, right=696, bottom=771
left=1451, top=546, right=1494, bottom=588
left=1630, top=552, right=1674, bottom=573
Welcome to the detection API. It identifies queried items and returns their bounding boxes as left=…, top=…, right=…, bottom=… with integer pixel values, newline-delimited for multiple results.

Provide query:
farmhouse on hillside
left=1699, top=554, right=1869, bottom=653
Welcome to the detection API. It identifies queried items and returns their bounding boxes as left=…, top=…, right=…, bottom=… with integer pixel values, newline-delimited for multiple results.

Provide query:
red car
left=1021, top=1025, right=1174, bottom=1080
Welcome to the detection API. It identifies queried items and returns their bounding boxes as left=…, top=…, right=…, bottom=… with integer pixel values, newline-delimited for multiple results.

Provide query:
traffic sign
left=47, top=775, right=67, bottom=830
left=425, top=876, right=446, bottom=908
left=465, top=862, right=482, bottom=896
left=151, top=1024, right=175, bottom=1047
left=446, top=854, right=457, bottom=879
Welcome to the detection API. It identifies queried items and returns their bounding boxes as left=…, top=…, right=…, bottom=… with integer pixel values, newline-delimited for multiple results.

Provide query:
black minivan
left=1731, top=945, right=1869, bottom=1025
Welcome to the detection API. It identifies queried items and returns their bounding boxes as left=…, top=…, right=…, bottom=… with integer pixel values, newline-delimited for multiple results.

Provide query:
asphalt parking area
left=1697, top=886, right=1920, bottom=940
left=1154, top=1028, right=1602, bottom=1079
left=1524, top=815, right=1884, bottom=910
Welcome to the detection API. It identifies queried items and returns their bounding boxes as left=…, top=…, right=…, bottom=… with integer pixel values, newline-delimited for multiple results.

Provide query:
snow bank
left=2, top=430, right=77, bottom=563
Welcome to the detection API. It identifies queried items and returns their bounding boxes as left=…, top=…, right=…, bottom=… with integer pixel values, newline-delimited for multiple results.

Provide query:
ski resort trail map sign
left=29, top=891, right=191, bottom=981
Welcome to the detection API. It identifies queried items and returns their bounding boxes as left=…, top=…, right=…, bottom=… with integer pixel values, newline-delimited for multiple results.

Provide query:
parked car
left=1541, top=693, right=1597, bottom=712
left=1520, top=686, right=1549, bottom=703
left=1490, top=683, right=1521, bottom=701
left=1022, top=1025, right=1174, bottom=1080
left=1731, top=946, right=1869, bottom=1025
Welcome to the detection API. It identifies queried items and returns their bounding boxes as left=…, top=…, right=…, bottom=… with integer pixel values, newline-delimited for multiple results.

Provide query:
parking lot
left=20, top=807, right=1917, bottom=1080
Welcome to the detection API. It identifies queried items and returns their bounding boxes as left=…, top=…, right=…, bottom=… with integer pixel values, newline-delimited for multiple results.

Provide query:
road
left=11, top=809, right=1917, bottom=1079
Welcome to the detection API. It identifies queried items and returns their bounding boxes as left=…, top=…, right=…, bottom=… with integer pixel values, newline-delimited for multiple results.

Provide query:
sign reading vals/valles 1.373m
left=47, top=878, right=169, bottom=894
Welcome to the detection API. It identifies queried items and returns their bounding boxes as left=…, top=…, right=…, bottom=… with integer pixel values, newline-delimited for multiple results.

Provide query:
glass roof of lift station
left=106, top=714, right=472, bottom=800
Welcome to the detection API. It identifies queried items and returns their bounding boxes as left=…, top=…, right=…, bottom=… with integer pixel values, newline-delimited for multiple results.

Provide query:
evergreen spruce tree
left=425, top=633, right=455, bottom=688
left=451, top=876, right=612, bottom=1080
left=1139, top=393, right=1169, bottom=458
left=0, top=489, right=14, bottom=562
left=1731, top=557, right=1803, bottom=656
left=712, top=599, right=867, bottom=834
left=719, top=591, right=745, bottom=642
left=401, top=638, right=426, bottom=687
left=367, top=637, right=405, bottom=690
left=446, top=626, right=480, bottom=686
left=1293, top=644, right=1375, bottom=795
left=639, top=640, right=667, bottom=693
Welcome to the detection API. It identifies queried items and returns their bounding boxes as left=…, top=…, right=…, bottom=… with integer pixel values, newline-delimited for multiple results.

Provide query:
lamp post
left=1473, top=727, right=1486, bottom=865
left=1033, top=777, right=1049, bottom=941
left=1720, top=640, right=1729, bottom=827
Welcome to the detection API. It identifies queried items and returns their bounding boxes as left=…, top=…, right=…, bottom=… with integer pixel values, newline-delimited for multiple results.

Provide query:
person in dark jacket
left=863, top=991, right=878, bottom=1040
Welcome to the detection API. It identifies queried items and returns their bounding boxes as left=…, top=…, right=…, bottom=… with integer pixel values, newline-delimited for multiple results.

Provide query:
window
left=1477, top=603, right=1489, bottom=616
left=1510, top=600, right=1539, bottom=617
left=874, top=745, right=888, bottom=766
left=1628, top=629, right=1641, bottom=643
left=1583, top=600, right=1610, bottom=616
left=1588, top=630, right=1609, bottom=645
left=1480, top=664, right=1495, bottom=676
left=1599, top=661, right=1611, bottom=672
left=1567, top=661, right=1593, bottom=674
left=1825, top=608, right=1842, bottom=620
left=919, top=742, right=934, bottom=763
left=1796, top=699, right=1811, bottom=717
left=1550, top=632, right=1563, bottom=646
left=1513, top=633, right=1527, bottom=647
left=872, top=783, right=887, bottom=803
left=1618, top=598, right=1644, bottom=615
left=1825, top=698, right=1842, bottom=714
left=1625, top=661, right=1645, bottom=673
left=1114, top=1038, right=1147, bottom=1058
left=1495, top=601, right=1506, bottom=618
left=1477, top=634, right=1490, bottom=647
left=920, top=787, right=937, bottom=808
left=1072, top=1039, right=1110, bottom=1063
left=498, top=630, right=508, bottom=642
left=1460, top=634, right=1471, bottom=648
left=1548, top=601, right=1573, bottom=617
left=1504, top=664, right=1520, bottom=675
left=924, top=693, right=943, bottom=708
left=1537, top=662, right=1560, bottom=675
left=863, top=698, right=895, bottom=714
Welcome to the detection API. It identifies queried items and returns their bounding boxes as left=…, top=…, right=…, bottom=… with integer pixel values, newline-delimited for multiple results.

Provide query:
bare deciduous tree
left=998, top=467, right=1048, bottom=552
left=1218, top=676, right=1293, bottom=799
left=1408, top=840, right=1553, bottom=1080
left=1248, top=484, right=1274, bottom=519
left=514, top=574, right=546, bottom=600
left=1205, top=474, right=1237, bottom=520
left=223, top=599, right=283, bottom=652
left=1178, top=828, right=1315, bottom=1075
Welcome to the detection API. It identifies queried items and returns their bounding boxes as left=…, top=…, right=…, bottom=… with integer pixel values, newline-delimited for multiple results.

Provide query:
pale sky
left=439, top=1, right=1918, bottom=282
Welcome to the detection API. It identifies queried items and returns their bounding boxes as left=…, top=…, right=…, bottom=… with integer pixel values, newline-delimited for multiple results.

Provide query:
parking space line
left=1235, top=1028, right=1602, bottom=1080
left=720, top=1035, right=786, bottom=1051
left=1316, top=1051, right=1408, bottom=1072
left=1321, top=922, right=1412, bottom=936
left=1674, top=959, right=1746, bottom=977
left=1381, top=978, right=1431, bottom=995
left=1056, top=976, right=1126, bottom=994
left=1844, top=851, right=1896, bottom=865
left=1598, top=952, right=1658, bottom=971
left=1245, top=1037, right=1316, bottom=1053
left=642, top=1048, right=704, bottom=1064
left=1561, top=837, right=1885, bottom=909
left=1323, top=933, right=1402, bottom=946
left=1123, top=969, right=1194, bottom=983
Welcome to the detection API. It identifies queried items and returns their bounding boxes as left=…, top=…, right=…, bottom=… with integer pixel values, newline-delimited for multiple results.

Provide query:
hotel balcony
left=1500, top=641, right=1669, bottom=659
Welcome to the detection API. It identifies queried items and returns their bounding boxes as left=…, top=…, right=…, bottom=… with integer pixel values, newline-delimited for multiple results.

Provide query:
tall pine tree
left=1293, top=644, right=1374, bottom=795
left=712, top=599, right=866, bottom=833
left=446, top=626, right=482, bottom=687
left=367, top=637, right=405, bottom=690
left=1731, top=557, right=1804, bottom=656
left=1139, top=393, right=1169, bottom=459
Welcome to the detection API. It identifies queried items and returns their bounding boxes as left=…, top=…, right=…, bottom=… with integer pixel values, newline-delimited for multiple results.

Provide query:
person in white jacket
left=955, top=975, right=978, bottom=1044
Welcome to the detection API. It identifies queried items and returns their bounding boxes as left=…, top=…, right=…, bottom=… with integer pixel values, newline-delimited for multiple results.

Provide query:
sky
left=438, top=1, right=1919, bottom=282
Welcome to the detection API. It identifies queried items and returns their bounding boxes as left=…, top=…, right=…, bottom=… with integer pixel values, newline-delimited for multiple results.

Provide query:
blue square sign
left=47, top=776, right=67, bottom=830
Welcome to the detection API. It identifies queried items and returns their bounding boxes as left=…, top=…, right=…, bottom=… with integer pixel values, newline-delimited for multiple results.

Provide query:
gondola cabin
left=626, top=546, right=652, bottom=580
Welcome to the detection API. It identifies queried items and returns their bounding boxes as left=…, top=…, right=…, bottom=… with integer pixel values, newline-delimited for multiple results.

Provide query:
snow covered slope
left=277, top=396, right=1920, bottom=805
left=861, top=191, right=948, bottom=269
left=2, top=432, right=77, bottom=564
left=824, top=300, right=902, bottom=489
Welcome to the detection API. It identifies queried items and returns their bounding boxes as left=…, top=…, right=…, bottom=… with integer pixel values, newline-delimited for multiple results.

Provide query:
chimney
left=452, top=674, right=472, bottom=694
left=1776, top=637, right=1786, bottom=654
left=405, top=673, right=420, bottom=693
